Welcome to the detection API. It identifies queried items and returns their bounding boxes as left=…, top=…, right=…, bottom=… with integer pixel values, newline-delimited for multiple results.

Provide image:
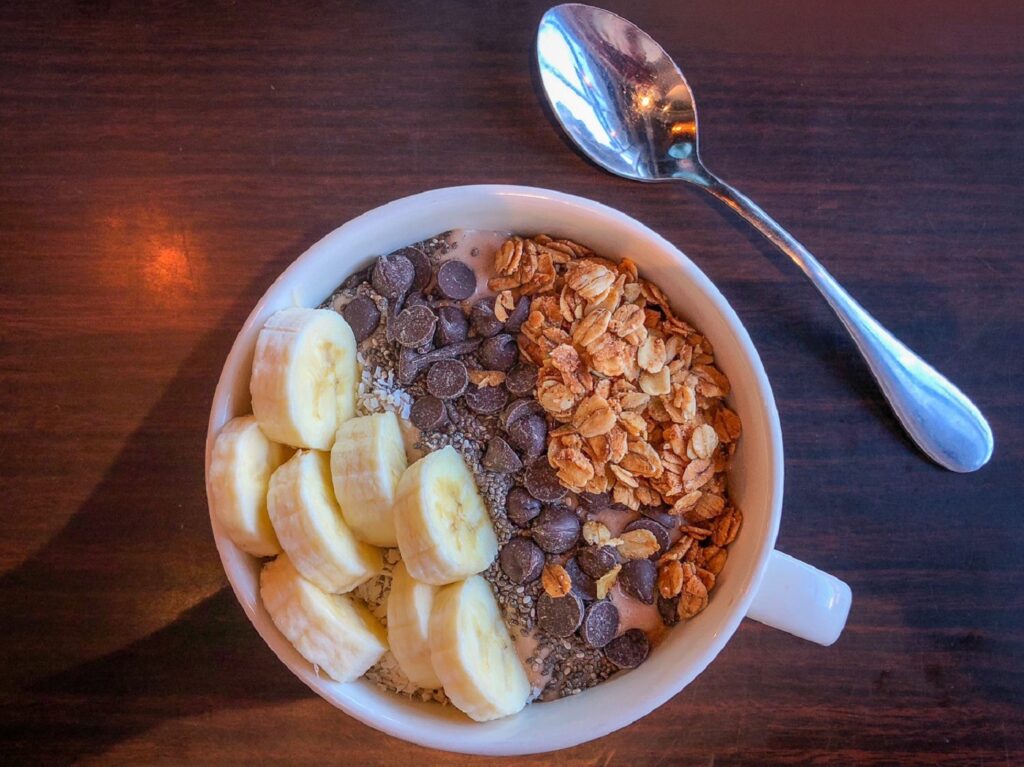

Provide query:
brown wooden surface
left=2, top=0, right=1023, bottom=764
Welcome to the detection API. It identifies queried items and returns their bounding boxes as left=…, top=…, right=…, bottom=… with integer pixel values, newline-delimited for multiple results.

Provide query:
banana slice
left=330, top=412, right=408, bottom=547
left=208, top=415, right=290, bottom=556
left=392, top=445, right=498, bottom=585
left=260, top=554, right=387, bottom=683
left=251, top=308, right=358, bottom=450
left=429, top=575, right=530, bottom=722
left=386, top=561, right=442, bottom=689
left=268, top=449, right=381, bottom=593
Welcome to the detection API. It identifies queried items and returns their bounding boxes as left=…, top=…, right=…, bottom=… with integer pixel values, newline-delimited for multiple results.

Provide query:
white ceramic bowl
left=205, top=185, right=849, bottom=755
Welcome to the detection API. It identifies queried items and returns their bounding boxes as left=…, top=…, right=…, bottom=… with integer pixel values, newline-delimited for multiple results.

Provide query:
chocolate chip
left=499, top=398, right=542, bottom=431
left=482, top=436, right=522, bottom=473
left=403, top=291, right=430, bottom=310
left=499, top=537, right=545, bottom=584
left=464, top=384, right=508, bottom=415
left=393, top=304, right=437, bottom=348
left=579, top=491, right=613, bottom=511
left=604, top=628, right=650, bottom=668
left=505, top=295, right=531, bottom=333
left=639, top=505, right=678, bottom=529
left=340, top=295, right=381, bottom=343
left=425, top=359, right=468, bottom=400
left=371, top=254, right=415, bottom=300
left=400, top=247, right=432, bottom=291
left=505, top=362, right=538, bottom=397
left=435, top=305, right=468, bottom=346
left=581, top=600, right=620, bottom=648
left=537, top=592, right=584, bottom=637
left=435, top=260, right=476, bottom=300
left=623, top=518, right=670, bottom=558
left=657, top=594, right=681, bottom=627
left=577, top=544, right=620, bottom=579
left=507, top=414, right=546, bottom=459
left=619, top=559, right=657, bottom=604
left=479, top=333, right=518, bottom=371
left=524, top=460, right=567, bottom=503
left=397, top=347, right=425, bottom=385
left=469, top=297, right=504, bottom=338
left=531, top=506, right=580, bottom=554
left=506, top=487, right=542, bottom=527
left=410, top=395, right=448, bottom=432
left=420, top=338, right=480, bottom=363
left=564, top=557, right=597, bottom=601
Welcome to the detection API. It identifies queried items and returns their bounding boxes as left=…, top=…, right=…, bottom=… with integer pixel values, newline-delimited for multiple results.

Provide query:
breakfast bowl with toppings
left=205, top=185, right=851, bottom=755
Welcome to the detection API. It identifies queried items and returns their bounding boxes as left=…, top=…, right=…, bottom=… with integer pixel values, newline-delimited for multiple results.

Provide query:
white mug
left=206, top=185, right=852, bottom=755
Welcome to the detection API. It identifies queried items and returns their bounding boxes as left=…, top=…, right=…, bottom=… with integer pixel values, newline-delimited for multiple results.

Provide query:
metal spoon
left=536, top=3, right=993, bottom=472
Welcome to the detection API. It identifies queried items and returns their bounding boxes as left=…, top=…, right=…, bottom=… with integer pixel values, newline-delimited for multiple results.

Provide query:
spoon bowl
left=538, top=3, right=702, bottom=182
left=537, top=3, right=993, bottom=473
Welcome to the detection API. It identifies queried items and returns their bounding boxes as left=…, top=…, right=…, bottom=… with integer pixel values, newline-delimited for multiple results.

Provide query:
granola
left=489, top=233, right=744, bottom=630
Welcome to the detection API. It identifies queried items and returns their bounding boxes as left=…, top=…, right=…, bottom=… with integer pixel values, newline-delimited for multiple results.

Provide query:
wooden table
left=2, top=1, right=1022, bottom=764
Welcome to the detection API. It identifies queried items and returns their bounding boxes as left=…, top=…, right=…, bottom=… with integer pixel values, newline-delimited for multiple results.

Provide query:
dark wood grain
left=1, top=0, right=1022, bottom=764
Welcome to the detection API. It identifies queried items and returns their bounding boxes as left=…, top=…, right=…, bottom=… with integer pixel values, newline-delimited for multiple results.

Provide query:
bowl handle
left=745, top=550, right=852, bottom=646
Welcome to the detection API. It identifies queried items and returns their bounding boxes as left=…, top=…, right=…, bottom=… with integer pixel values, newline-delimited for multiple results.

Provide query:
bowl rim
left=205, top=184, right=784, bottom=754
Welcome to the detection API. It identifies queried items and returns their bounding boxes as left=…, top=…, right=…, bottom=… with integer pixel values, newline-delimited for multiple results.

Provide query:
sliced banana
left=208, top=415, right=290, bottom=556
left=429, top=575, right=530, bottom=722
left=386, top=561, right=442, bottom=689
left=392, top=445, right=498, bottom=585
left=260, top=554, right=387, bottom=683
left=250, top=308, right=358, bottom=450
left=268, top=449, right=381, bottom=593
left=330, top=412, right=408, bottom=547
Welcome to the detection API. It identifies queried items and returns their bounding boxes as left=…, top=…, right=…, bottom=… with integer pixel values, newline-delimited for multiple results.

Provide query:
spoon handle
left=693, top=173, right=993, bottom=472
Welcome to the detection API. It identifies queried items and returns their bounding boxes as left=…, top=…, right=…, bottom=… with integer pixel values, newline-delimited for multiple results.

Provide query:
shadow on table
left=0, top=226, right=337, bottom=764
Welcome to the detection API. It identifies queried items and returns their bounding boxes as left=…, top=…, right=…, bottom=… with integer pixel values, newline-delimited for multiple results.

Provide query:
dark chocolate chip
left=403, top=291, right=430, bottom=310
left=577, top=544, right=620, bottom=579
left=435, top=305, right=469, bottom=346
left=564, top=557, right=597, bottom=601
left=420, top=338, right=480, bottom=364
left=623, top=518, right=671, bottom=558
left=393, top=304, right=438, bottom=349
left=507, top=414, right=547, bottom=459
left=581, top=600, right=620, bottom=648
left=530, top=506, right=580, bottom=554
left=371, top=254, right=415, bottom=300
left=425, top=358, right=468, bottom=400
left=505, top=362, right=539, bottom=397
left=537, top=592, right=584, bottom=637
left=482, top=436, right=522, bottom=473
left=506, top=487, right=542, bottom=527
left=469, top=297, right=504, bottom=338
left=410, top=395, right=448, bottom=432
left=499, top=537, right=545, bottom=584
left=604, top=628, right=650, bottom=668
left=657, top=594, right=681, bottom=627
left=579, top=491, right=613, bottom=511
left=435, top=260, right=476, bottom=300
left=340, top=295, right=381, bottom=343
left=639, top=505, right=678, bottom=529
left=619, top=559, right=657, bottom=604
left=464, top=384, right=508, bottom=415
left=505, top=295, right=532, bottom=333
left=478, top=333, right=518, bottom=371
left=397, top=347, right=426, bottom=385
left=524, top=460, right=567, bottom=503
left=499, top=398, right=542, bottom=431
left=400, top=247, right=432, bottom=291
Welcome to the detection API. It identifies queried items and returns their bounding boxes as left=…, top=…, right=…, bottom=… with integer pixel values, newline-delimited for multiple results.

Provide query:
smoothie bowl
left=205, top=185, right=851, bottom=755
